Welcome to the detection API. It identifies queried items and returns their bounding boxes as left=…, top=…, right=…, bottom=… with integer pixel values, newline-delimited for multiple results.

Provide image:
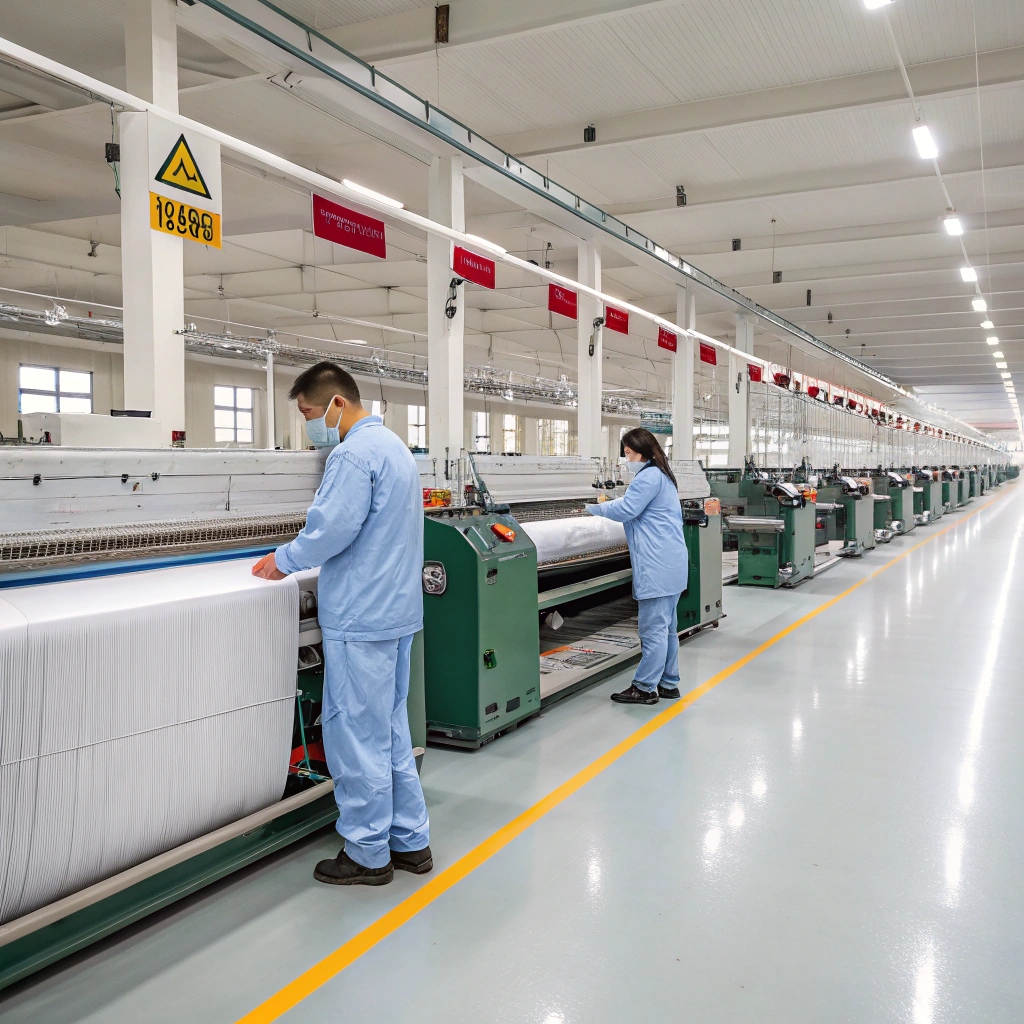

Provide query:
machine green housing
left=733, top=487, right=815, bottom=588
left=678, top=507, right=723, bottom=631
left=922, top=479, right=944, bottom=520
left=422, top=510, right=540, bottom=748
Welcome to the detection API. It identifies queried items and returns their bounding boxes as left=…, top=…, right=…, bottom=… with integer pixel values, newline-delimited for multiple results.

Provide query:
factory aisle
left=2, top=484, right=1022, bottom=1024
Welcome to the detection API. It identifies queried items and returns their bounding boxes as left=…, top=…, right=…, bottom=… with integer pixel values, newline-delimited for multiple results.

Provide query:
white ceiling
left=0, top=0, right=1020, bottom=431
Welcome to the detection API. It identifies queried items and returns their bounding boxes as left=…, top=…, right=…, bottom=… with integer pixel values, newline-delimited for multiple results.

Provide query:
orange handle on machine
left=490, top=523, right=516, bottom=542
left=800, top=486, right=818, bottom=502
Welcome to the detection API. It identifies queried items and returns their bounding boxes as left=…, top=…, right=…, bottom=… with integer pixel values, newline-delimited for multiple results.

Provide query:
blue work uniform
left=275, top=415, right=429, bottom=868
left=587, top=463, right=688, bottom=693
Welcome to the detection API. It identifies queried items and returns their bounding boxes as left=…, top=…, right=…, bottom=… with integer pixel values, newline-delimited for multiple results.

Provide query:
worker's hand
left=252, top=552, right=286, bottom=580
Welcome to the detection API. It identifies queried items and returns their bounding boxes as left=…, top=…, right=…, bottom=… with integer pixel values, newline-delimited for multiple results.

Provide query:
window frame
left=407, top=404, right=427, bottom=449
left=213, top=385, right=255, bottom=445
left=18, top=364, right=93, bottom=414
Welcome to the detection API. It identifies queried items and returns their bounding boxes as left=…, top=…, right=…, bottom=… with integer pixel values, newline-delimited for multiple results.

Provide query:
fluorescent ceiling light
left=341, top=339, right=367, bottom=346
left=981, top=320, right=994, bottom=329
left=993, top=351, right=1004, bottom=358
left=464, top=233, right=507, bottom=255
left=944, top=217, right=963, bottom=235
left=987, top=336, right=999, bottom=345
left=961, top=266, right=978, bottom=282
left=864, top=0, right=894, bottom=8
left=973, top=298, right=988, bottom=311
left=913, top=125, right=938, bottom=159
left=1001, top=372, right=1011, bottom=378
left=997, top=362, right=1008, bottom=369
left=342, top=179, right=404, bottom=209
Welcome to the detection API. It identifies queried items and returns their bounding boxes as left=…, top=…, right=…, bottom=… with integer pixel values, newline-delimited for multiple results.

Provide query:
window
left=501, top=414, right=521, bottom=454
left=214, top=386, right=253, bottom=444
left=473, top=411, right=490, bottom=453
left=538, top=418, right=572, bottom=456
left=370, top=400, right=383, bottom=417
left=19, top=365, right=92, bottom=414
left=408, top=405, right=426, bottom=449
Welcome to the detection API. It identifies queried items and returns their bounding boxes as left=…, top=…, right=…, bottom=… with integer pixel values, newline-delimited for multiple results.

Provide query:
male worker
left=252, top=361, right=431, bottom=886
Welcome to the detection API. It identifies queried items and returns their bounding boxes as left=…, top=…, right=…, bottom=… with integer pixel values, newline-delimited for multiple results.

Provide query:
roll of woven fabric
left=521, top=516, right=627, bottom=566
left=0, top=559, right=298, bottom=924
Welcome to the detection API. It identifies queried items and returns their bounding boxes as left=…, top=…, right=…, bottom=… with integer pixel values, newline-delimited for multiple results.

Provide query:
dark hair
left=620, top=427, right=676, bottom=486
left=289, top=361, right=361, bottom=407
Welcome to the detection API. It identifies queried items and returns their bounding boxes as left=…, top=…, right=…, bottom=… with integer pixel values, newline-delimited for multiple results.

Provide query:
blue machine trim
left=0, top=545, right=277, bottom=590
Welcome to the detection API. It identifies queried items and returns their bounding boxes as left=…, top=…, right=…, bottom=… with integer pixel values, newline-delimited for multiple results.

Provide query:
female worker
left=587, top=427, right=688, bottom=705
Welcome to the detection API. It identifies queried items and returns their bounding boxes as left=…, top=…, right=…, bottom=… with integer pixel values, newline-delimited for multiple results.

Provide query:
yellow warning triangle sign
left=154, top=134, right=211, bottom=199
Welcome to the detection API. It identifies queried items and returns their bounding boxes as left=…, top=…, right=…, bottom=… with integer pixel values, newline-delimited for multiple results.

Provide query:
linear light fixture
left=961, top=267, right=978, bottom=282
left=973, top=298, right=988, bottom=311
left=864, top=0, right=894, bottom=8
left=913, top=125, right=938, bottom=159
left=342, top=179, right=404, bottom=209
left=987, top=336, right=999, bottom=345
left=997, top=362, right=1008, bottom=369
left=981, top=320, right=994, bottom=329
left=464, top=233, right=507, bottom=255
left=1001, top=372, right=1012, bottom=379
left=993, top=351, right=1004, bottom=358
left=340, top=339, right=368, bottom=346
left=944, top=217, right=963, bottom=235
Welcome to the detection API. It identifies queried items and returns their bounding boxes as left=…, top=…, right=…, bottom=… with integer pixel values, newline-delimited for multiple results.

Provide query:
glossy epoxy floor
left=3, top=484, right=1023, bottom=1024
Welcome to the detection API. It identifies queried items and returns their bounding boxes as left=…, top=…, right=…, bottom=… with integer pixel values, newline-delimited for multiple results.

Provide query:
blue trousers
left=321, top=633, right=430, bottom=868
left=633, top=594, right=682, bottom=693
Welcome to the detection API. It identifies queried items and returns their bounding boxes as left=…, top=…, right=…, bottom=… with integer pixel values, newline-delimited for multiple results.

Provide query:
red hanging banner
left=748, top=363, right=762, bottom=382
left=605, top=305, right=629, bottom=334
left=699, top=341, right=716, bottom=364
left=658, top=327, right=678, bottom=352
left=452, top=246, right=495, bottom=289
left=548, top=284, right=578, bottom=319
left=312, top=193, right=387, bottom=258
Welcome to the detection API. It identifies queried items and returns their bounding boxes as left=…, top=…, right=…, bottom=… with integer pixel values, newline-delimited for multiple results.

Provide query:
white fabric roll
left=521, top=515, right=627, bottom=565
left=0, top=560, right=298, bottom=924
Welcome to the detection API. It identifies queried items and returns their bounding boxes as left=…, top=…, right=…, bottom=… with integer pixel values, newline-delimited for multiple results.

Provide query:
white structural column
left=728, top=314, right=754, bottom=466
left=672, top=285, right=696, bottom=459
left=121, top=0, right=185, bottom=440
left=265, top=350, right=276, bottom=449
left=427, top=154, right=465, bottom=461
left=576, top=240, right=602, bottom=459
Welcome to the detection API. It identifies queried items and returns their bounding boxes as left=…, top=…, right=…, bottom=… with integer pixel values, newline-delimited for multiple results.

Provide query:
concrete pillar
left=121, top=0, right=184, bottom=441
left=427, top=154, right=465, bottom=460
left=672, top=285, right=696, bottom=460
left=576, top=240, right=602, bottom=459
left=728, top=315, right=753, bottom=466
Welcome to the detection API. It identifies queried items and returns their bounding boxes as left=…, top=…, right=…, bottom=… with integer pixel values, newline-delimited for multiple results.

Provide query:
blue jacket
left=275, top=416, right=423, bottom=641
left=587, top=463, right=688, bottom=600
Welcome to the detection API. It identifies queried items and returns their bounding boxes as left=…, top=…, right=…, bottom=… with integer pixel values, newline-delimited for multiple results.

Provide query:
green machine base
left=422, top=509, right=541, bottom=749
left=734, top=485, right=815, bottom=588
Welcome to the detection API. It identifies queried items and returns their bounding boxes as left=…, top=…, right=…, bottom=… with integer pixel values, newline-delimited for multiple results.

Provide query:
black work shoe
left=391, top=846, right=433, bottom=874
left=611, top=683, right=659, bottom=705
left=658, top=685, right=681, bottom=699
left=314, top=848, right=394, bottom=886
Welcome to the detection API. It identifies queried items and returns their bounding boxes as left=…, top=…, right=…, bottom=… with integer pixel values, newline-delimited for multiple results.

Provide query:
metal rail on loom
left=0, top=783, right=338, bottom=990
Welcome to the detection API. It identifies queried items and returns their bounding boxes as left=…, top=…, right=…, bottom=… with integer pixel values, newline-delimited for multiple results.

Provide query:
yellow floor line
left=238, top=487, right=1011, bottom=1024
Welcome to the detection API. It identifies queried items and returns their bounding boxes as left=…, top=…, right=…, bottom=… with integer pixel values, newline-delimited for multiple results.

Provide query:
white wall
left=0, top=337, right=124, bottom=438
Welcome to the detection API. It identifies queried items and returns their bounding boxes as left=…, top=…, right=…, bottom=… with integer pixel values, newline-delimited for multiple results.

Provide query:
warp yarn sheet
left=0, top=560, right=298, bottom=924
